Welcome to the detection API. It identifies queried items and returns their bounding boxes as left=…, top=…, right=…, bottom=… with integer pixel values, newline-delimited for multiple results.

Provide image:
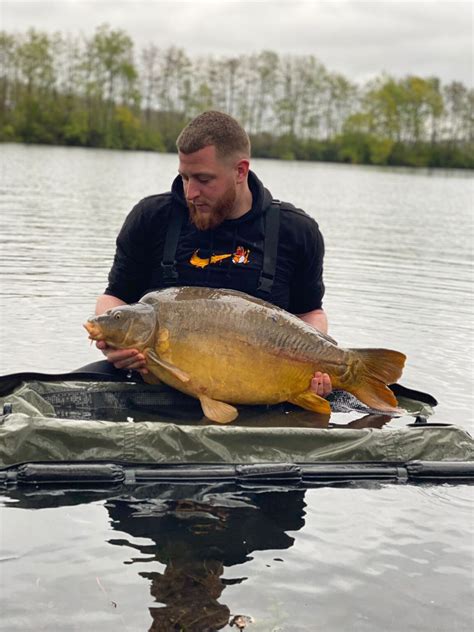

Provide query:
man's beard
left=188, top=185, right=236, bottom=231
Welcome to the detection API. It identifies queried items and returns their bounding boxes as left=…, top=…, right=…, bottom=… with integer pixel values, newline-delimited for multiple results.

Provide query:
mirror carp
left=84, top=286, right=406, bottom=424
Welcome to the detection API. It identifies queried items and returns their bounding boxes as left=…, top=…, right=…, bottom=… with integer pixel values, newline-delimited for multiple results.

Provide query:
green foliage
left=63, top=109, right=89, bottom=146
left=112, top=106, right=141, bottom=149
left=0, top=26, right=471, bottom=167
left=0, top=124, right=16, bottom=141
left=338, top=133, right=370, bottom=164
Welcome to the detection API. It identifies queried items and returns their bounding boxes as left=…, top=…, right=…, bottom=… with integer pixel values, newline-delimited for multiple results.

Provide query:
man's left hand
left=311, top=372, right=332, bottom=397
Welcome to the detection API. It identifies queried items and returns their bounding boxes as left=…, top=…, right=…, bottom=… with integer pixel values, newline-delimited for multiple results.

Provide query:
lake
left=0, top=143, right=473, bottom=631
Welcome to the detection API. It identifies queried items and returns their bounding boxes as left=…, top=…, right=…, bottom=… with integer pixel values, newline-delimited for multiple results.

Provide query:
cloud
left=1, top=0, right=472, bottom=85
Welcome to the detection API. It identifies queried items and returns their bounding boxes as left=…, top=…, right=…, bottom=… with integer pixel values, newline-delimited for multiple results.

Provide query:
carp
left=84, top=286, right=406, bottom=424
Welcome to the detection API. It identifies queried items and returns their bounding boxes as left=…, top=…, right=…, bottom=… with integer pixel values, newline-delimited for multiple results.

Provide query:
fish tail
left=348, top=348, right=406, bottom=412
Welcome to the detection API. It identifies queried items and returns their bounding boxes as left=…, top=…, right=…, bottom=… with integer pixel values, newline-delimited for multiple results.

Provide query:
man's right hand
left=96, top=340, right=148, bottom=374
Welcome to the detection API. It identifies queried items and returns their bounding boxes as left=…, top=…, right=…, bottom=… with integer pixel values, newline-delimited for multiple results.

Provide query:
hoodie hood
left=171, top=170, right=274, bottom=226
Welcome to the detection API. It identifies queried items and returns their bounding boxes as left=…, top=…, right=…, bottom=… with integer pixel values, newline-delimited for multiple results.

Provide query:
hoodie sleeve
left=104, top=199, right=152, bottom=303
left=288, top=216, right=325, bottom=314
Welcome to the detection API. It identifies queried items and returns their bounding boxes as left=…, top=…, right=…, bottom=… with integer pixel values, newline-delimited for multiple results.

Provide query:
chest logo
left=232, top=246, right=250, bottom=264
left=190, top=247, right=250, bottom=269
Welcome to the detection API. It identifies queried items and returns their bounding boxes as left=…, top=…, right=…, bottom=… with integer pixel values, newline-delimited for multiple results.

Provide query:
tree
left=0, top=31, right=17, bottom=138
left=83, top=24, right=139, bottom=146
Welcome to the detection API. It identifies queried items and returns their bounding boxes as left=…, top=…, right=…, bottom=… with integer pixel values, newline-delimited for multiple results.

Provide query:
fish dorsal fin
left=146, top=349, right=190, bottom=383
left=317, top=330, right=338, bottom=346
left=199, top=394, right=238, bottom=424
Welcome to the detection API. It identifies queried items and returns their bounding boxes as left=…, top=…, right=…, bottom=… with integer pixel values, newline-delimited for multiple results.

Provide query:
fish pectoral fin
left=288, top=390, right=331, bottom=416
left=199, top=394, right=238, bottom=424
left=146, top=349, right=190, bottom=383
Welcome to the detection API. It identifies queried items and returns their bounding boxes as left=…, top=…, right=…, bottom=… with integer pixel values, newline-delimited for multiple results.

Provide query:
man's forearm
left=95, top=294, right=126, bottom=316
left=296, top=308, right=328, bottom=334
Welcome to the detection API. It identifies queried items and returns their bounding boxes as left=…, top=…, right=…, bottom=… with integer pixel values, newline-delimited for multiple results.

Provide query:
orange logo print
left=232, top=246, right=250, bottom=264
left=190, top=247, right=250, bottom=269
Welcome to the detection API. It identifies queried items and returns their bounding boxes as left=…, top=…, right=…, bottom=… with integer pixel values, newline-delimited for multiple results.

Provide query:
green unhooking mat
left=0, top=378, right=472, bottom=472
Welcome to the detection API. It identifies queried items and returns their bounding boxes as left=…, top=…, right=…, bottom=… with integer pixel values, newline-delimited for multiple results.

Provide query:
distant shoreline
left=2, top=139, right=472, bottom=172
left=1, top=26, right=472, bottom=170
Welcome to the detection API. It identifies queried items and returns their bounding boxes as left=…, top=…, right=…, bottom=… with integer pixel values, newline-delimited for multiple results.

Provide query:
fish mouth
left=83, top=321, right=104, bottom=341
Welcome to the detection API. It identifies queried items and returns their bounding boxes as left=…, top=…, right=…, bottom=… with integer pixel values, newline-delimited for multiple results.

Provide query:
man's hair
left=176, top=110, right=251, bottom=160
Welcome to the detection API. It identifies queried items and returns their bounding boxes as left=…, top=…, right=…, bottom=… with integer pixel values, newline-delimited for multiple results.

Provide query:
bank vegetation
left=1, top=25, right=472, bottom=168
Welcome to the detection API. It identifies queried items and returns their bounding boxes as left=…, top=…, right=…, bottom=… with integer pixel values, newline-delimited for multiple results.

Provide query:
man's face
left=178, top=145, right=238, bottom=231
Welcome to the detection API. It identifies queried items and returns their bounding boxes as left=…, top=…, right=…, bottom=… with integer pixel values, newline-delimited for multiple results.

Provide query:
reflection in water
left=343, top=414, right=392, bottom=429
left=106, top=485, right=305, bottom=631
left=5, top=484, right=306, bottom=632
left=226, top=402, right=394, bottom=429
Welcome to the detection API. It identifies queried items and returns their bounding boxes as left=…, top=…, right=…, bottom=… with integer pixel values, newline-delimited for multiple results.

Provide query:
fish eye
left=114, top=312, right=122, bottom=320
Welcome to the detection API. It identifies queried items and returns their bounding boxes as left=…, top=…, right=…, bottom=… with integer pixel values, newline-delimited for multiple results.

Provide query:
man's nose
left=185, top=179, right=200, bottom=201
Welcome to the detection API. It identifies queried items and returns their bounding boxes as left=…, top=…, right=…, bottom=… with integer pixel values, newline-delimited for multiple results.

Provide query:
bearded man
left=93, top=111, right=332, bottom=396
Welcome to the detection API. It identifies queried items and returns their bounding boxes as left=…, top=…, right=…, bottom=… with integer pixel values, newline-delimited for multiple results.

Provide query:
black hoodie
left=105, top=171, right=325, bottom=314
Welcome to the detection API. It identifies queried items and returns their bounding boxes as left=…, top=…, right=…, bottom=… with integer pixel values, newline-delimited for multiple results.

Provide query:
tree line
left=1, top=25, right=472, bottom=168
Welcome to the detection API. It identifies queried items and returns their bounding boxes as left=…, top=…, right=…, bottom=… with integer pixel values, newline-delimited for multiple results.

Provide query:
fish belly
left=149, top=335, right=315, bottom=405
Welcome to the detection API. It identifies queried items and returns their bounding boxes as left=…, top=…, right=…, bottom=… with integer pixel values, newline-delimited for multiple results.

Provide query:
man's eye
left=198, top=177, right=210, bottom=184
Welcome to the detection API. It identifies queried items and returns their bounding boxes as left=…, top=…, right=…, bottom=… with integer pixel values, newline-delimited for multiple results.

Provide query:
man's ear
left=235, top=159, right=250, bottom=182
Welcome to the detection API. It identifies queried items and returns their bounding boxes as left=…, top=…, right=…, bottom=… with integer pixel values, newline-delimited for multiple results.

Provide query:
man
left=94, top=110, right=332, bottom=396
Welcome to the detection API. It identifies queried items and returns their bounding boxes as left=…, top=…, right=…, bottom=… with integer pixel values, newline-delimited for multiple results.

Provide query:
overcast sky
left=1, top=0, right=472, bottom=85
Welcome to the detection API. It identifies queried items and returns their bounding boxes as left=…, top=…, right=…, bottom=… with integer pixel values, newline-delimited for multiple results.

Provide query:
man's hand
left=94, top=294, right=148, bottom=375
left=311, top=371, right=332, bottom=397
left=96, top=340, right=148, bottom=375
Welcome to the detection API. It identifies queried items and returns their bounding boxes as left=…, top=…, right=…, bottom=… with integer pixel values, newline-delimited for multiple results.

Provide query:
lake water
left=0, top=144, right=473, bottom=631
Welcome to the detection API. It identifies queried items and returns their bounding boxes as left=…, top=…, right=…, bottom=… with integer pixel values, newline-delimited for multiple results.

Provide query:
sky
left=1, top=0, right=473, bottom=86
